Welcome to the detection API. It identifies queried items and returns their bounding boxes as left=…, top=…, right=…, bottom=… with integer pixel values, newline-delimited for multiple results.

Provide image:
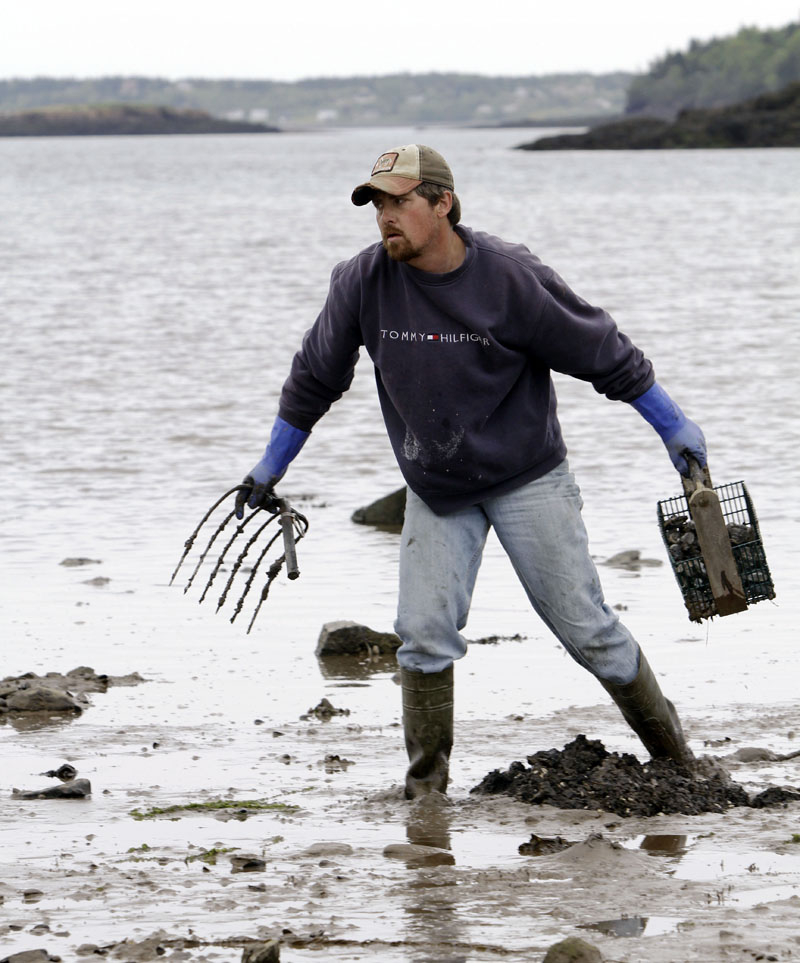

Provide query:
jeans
left=394, top=460, right=640, bottom=685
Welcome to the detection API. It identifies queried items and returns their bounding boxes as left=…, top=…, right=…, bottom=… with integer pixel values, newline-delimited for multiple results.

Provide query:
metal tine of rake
left=197, top=506, right=268, bottom=605
left=228, top=527, right=284, bottom=623
left=182, top=500, right=260, bottom=595
left=215, top=514, right=281, bottom=614
left=169, top=485, right=246, bottom=586
left=230, top=505, right=309, bottom=624
left=245, top=504, right=309, bottom=633
left=246, top=556, right=286, bottom=634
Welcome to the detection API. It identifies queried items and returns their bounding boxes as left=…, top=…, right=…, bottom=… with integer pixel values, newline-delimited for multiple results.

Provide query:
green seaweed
left=130, top=798, right=298, bottom=821
left=186, top=847, right=238, bottom=865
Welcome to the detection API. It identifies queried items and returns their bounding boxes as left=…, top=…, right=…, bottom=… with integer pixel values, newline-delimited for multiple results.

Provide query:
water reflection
left=406, top=793, right=454, bottom=853
left=581, top=916, right=648, bottom=937
left=0, top=712, right=81, bottom=733
left=579, top=915, right=686, bottom=937
left=316, top=653, right=398, bottom=681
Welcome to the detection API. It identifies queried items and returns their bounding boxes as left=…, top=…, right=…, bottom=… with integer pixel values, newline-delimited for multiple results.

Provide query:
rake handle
left=276, top=498, right=300, bottom=579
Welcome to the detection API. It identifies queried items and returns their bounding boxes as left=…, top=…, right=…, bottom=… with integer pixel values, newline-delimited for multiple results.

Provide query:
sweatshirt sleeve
left=529, top=268, right=654, bottom=402
left=278, top=261, right=363, bottom=432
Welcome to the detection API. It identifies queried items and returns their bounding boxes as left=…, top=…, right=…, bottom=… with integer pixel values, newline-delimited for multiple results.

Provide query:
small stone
left=5, top=687, right=83, bottom=713
left=351, top=486, right=406, bottom=527
left=13, top=778, right=92, bottom=800
left=383, top=842, right=455, bottom=867
left=542, top=936, right=604, bottom=963
left=302, top=842, right=353, bottom=857
left=40, top=764, right=78, bottom=781
left=230, top=855, right=267, bottom=872
left=0, top=951, right=54, bottom=963
left=315, top=620, right=401, bottom=658
left=241, top=941, right=280, bottom=963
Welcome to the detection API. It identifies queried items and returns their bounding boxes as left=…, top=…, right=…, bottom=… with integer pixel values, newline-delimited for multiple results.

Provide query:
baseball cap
left=351, top=144, right=455, bottom=206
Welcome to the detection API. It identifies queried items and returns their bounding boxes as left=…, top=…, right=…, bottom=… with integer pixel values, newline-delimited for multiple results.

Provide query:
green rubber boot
left=600, top=653, right=695, bottom=767
left=401, top=665, right=454, bottom=799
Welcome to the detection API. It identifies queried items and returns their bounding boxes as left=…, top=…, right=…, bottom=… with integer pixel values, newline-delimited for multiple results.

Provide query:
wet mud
left=473, top=735, right=800, bottom=816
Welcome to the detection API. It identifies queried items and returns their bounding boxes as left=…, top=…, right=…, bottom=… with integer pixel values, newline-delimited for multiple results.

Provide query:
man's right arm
left=235, top=262, right=363, bottom=516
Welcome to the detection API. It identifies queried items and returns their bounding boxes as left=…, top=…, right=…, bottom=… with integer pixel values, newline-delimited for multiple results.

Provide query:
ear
left=435, top=190, right=454, bottom=220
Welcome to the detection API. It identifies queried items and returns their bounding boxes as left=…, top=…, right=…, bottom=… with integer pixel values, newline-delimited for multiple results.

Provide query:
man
left=235, top=144, right=707, bottom=799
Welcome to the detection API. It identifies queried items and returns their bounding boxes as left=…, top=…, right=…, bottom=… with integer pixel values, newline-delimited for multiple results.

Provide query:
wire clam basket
left=657, top=478, right=775, bottom=622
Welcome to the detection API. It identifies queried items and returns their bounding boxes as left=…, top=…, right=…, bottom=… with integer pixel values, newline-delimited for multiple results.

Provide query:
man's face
left=372, top=188, right=444, bottom=264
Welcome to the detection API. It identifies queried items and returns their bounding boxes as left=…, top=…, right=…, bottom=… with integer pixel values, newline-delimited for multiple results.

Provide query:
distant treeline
left=627, top=21, right=800, bottom=117
left=1, top=20, right=797, bottom=128
left=0, top=73, right=631, bottom=128
left=0, top=104, right=279, bottom=137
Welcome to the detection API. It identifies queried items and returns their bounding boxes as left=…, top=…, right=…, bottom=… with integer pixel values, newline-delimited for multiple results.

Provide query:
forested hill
left=627, top=21, right=800, bottom=117
left=0, top=73, right=631, bottom=128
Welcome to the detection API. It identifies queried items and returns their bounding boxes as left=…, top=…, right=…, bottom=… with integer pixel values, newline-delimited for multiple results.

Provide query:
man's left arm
left=533, top=268, right=706, bottom=476
left=628, top=382, right=706, bottom=476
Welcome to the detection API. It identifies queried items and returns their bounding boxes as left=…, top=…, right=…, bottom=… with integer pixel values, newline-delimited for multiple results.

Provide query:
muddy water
left=1, top=130, right=799, bottom=961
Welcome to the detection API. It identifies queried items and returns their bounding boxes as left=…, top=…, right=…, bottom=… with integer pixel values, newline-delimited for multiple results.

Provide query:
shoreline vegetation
left=0, top=103, right=280, bottom=137
left=517, top=82, right=800, bottom=149
left=0, top=22, right=797, bottom=143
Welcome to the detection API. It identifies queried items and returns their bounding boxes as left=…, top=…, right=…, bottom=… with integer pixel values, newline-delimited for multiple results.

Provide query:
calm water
left=1, top=125, right=799, bottom=962
left=1, top=126, right=798, bottom=704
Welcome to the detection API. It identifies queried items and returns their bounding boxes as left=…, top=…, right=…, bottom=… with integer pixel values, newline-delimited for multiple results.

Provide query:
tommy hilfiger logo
left=380, top=329, right=491, bottom=346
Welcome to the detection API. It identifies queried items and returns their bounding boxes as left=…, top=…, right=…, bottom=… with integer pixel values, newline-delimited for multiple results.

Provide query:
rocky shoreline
left=518, top=81, right=800, bottom=149
left=0, top=103, right=280, bottom=137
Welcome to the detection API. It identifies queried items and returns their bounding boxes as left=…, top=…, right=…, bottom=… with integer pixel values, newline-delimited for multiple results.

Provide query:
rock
left=59, top=557, right=101, bottom=567
left=302, top=842, right=354, bottom=857
left=542, top=937, right=604, bottom=963
left=518, top=81, right=800, bottom=150
left=383, top=842, right=455, bottom=867
left=108, top=933, right=172, bottom=960
left=731, top=746, right=780, bottom=762
left=40, top=764, right=78, bottom=781
left=602, top=550, right=661, bottom=570
left=4, top=687, right=84, bottom=713
left=230, top=855, right=267, bottom=872
left=351, top=487, right=406, bottom=527
left=299, top=698, right=350, bottom=721
left=242, top=941, right=280, bottom=963
left=316, top=620, right=401, bottom=657
left=13, top=778, right=92, bottom=799
left=0, top=952, right=55, bottom=963
left=0, top=668, right=145, bottom=715
left=519, top=833, right=574, bottom=856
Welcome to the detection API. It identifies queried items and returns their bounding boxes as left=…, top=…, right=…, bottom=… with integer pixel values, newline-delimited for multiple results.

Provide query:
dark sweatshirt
left=278, top=225, right=654, bottom=514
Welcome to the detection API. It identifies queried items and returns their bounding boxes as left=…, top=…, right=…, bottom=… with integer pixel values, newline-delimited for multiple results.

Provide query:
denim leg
left=395, top=487, right=490, bottom=673
left=484, top=461, right=640, bottom=685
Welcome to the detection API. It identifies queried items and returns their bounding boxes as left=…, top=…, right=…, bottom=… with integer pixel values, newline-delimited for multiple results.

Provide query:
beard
left=381, top=233, right=422, bottom=262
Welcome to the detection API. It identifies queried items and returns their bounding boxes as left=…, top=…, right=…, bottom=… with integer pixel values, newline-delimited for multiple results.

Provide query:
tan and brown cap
left=351, top=144, right=454, bottom=206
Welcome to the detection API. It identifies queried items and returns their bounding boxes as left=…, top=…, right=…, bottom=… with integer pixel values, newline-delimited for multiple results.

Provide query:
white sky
left=3, top=1, right=799, bottom=81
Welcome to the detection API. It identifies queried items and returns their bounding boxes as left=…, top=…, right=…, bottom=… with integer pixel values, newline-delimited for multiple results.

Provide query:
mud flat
left=2, top=644, right=800, bottom=963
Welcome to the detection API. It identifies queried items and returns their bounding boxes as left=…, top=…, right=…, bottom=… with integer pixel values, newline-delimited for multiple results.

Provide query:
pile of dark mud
left=472, top=735, right=800, bottom=817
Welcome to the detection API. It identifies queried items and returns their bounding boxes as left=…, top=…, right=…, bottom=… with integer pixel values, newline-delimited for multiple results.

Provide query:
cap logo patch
left=372, top=152, right=399, bottom=175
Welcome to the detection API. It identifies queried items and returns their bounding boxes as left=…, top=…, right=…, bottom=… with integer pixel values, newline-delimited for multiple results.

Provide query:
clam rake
left=170, top=488, right=309, bottom=633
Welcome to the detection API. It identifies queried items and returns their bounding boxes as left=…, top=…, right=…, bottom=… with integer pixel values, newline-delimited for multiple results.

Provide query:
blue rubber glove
left=629, top=382, right=706, bottom=476
left=235, top=416, right=310, bottom=518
